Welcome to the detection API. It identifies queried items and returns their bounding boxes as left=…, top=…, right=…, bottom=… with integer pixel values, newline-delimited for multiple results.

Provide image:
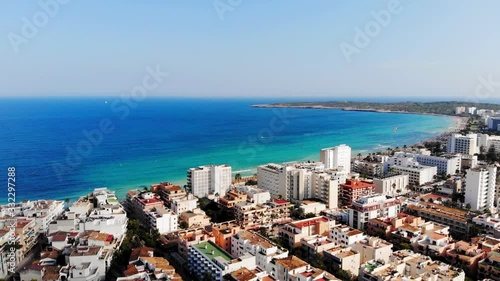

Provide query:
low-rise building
left=323, top=246, right=360, bottom=276
left=179, top=208, right=211, bottom=228
left=351, top=236, right=393, bottom=264
left=373, top=174, right=409, bottom=196
left=188, top=240, right=255, bottom=281
left=405, top=202, right=470, bottom=238
left=231, top=230, right=288, bottom=273
left=280, top=216, right=336, bottom=248
left=300, top=235, right=337, bottom=257
left=329, top=225, right=365, bottom=246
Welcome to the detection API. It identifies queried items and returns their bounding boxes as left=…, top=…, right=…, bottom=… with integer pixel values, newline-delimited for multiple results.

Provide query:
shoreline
left=250, top=104, right=457, bottom=118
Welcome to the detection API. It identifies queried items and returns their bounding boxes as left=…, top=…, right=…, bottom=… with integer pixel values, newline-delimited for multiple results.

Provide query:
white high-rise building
left=187, top=165, right=232, bottom=198
left=414, top=154, right=462, bottom=175
left=320, top=144, right=352, bottom=173
left=464, top=166, right=497, bottom=212
left=257, top=162, right=319, bottom=202
left=311, top=172, right=340, bottom=209
left=447, top=133, right=478, bottom=155
left=478, top=133, right=500, bottom=152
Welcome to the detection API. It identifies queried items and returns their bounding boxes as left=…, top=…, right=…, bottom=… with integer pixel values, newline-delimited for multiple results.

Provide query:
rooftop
left=194, top=241, right=232, bottom=262
left=274, top=255, right=308, bottom=270
left=340, top=179, right=374, bottom=190
left=235, top=230, right=274, bottom=249
left=230, top=267, right=257, bottom=281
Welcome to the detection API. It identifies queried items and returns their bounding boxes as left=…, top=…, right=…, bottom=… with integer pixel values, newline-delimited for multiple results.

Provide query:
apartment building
left=213, top=222, right=241, bottom=252
left=349, top=194, right=401, bottom=230
left=464, top=166, right=497, bottom=212
left=373, top=174, right=409, bottom=196
left=405, top=202, right=469, bottom=238
left=340, top=179, right=375, bottom=206
left=231, top=230, right=288, bottom=273
left=171, top=193, right=198, bottom=214
left=187, top=165, right=232, bottom=198
left=279, top=216, right=336, bottom=248
left=219, top=190, right=248, bottom=209
left=179, top=209, right=211, bottom=228
left=188, top=240, right=255, bottom=281
left=320, top=144, right=352, bottom=173
left=329, top=225, right=365, bottom=246
left=311, top=172, right=340, bottom=209
left=414, top=154, right=462, bottom=175
left=447, top=133, right=478, bottom=155
left=323, top=246, right=360, bottom=276
left=390, top=165, right=437, bottom=186
left=359, top=250, right=465, bottom=281
left=146, top=207, right=178, bottom=234
left=351, top=236, right=393, bottom=264
left=300, top=235, right=337, bottom=257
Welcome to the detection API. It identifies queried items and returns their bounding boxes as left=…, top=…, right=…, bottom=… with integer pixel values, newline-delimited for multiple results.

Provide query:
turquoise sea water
left=0, top=98, right=453, bottom=202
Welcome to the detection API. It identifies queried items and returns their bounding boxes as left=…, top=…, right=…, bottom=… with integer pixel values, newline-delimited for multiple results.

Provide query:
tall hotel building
left=187, top=165, right=232, bottom=198
left=320, top=144, right=352, bottom=173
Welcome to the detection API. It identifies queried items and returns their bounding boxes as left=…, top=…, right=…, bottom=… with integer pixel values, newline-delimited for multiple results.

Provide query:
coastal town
left=3, top=106, right=500, bottom=281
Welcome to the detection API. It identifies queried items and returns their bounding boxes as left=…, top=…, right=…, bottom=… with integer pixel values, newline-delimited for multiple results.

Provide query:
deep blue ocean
left=0, top=97, right=452, bottom=202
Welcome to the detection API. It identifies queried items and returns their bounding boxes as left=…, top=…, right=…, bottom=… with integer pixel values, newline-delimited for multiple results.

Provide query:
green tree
left=179, top=221, right=189, bottom=229
left=235, top=173, right=242, bottom=181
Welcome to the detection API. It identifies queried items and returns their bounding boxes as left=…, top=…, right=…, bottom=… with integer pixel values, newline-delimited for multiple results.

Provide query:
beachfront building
left=339, top=179, right=375, bottom=206
left=320, top=144, right=352, bottom=173
left=464, top=166, right=497, bottom=212
left=455, top=106, right=466, bottom=115
left=352, top=159, right=385, bottom=177
left=478, top=133, right=500, bottom=152
left=414, top=153, right=462, bottom=175
left=373, top=174, right=409, bottom=196
left=349, top=194, right=401, bottom=230
left=156, top=183, right=187, bottom=206
left=187, top=165, right=232, bottom=198
left=447, top=133, right=478, bottom=155
left=188, top=240, right=255, bottom=281
left=0, top=199, right=65, bottom=234
left=125, top=191, right=164, bottom=225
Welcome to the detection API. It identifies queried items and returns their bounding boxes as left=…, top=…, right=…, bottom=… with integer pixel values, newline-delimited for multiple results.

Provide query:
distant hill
left=251, top=101, right=500, bottom=116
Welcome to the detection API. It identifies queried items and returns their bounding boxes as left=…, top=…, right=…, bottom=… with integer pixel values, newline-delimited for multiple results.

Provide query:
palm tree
left=235, top=173, right=242, bottom=181
left=357, top=153, right=362, bottom=160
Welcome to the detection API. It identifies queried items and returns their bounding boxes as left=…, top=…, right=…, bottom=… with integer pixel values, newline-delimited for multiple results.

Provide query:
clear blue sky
left=1, top=1, right=499, bottom=99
